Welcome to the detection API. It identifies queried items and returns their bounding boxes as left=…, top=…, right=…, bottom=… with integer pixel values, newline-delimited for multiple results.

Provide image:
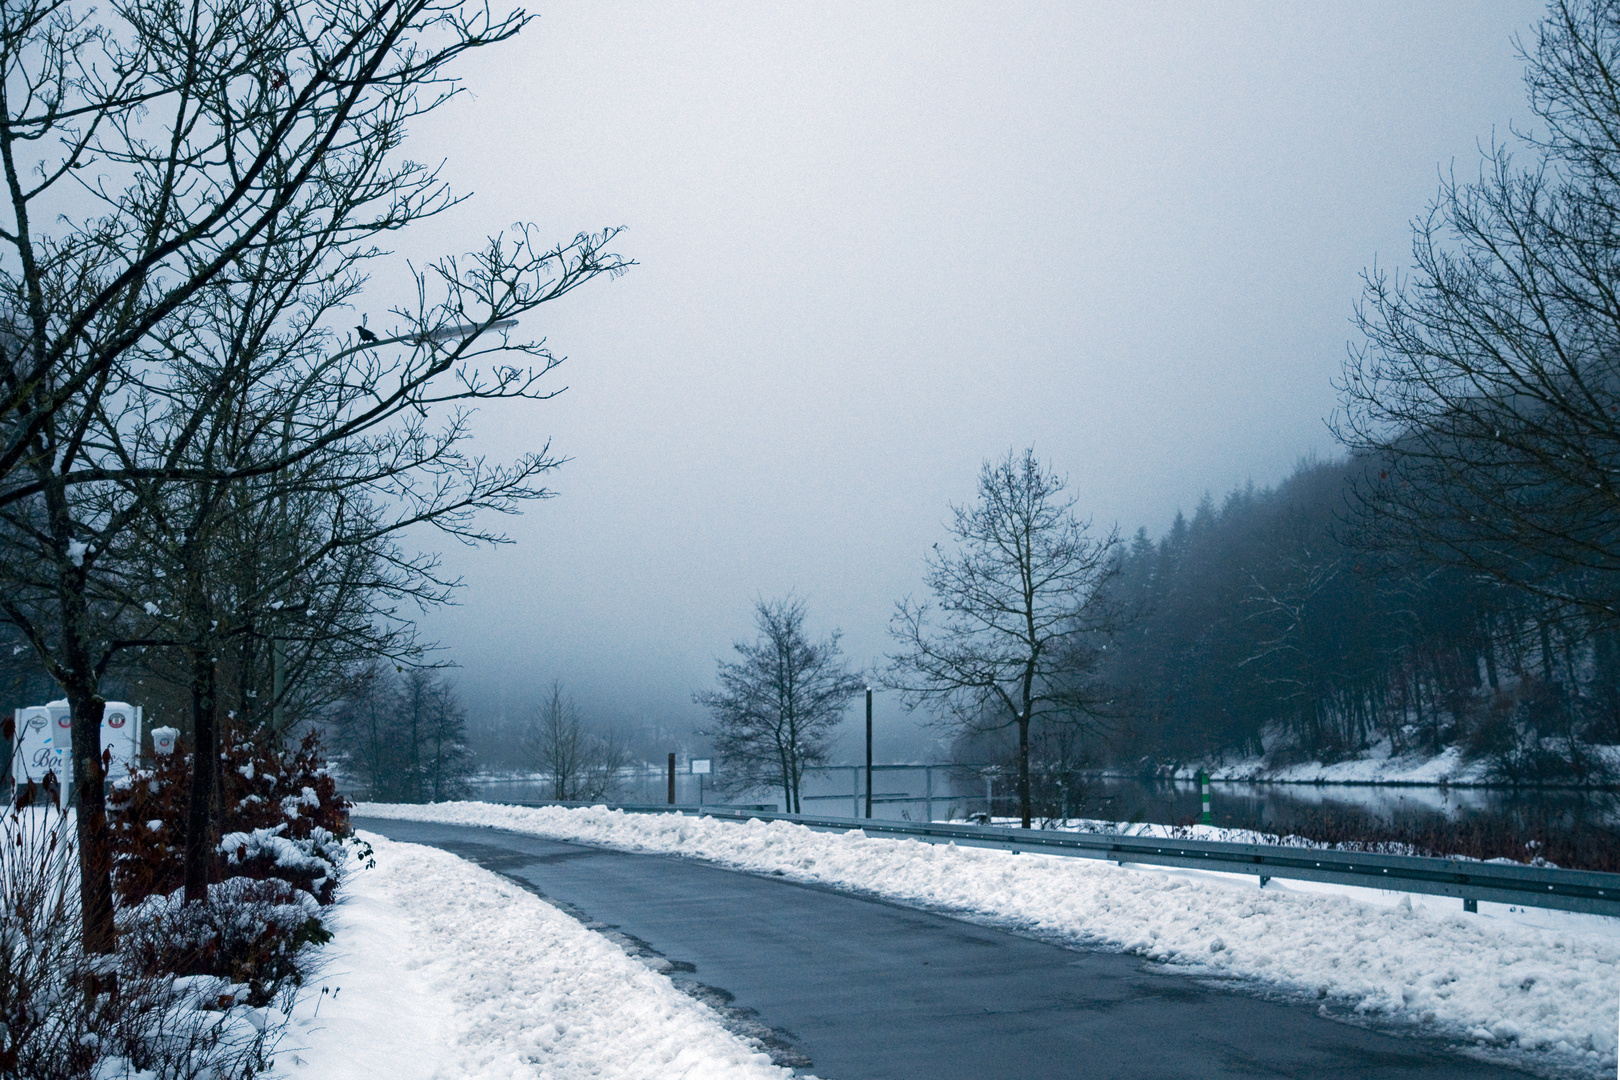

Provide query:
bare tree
left=0, top=0, right=628, bottom=948
left=1336, top=0, right=1620, bottom=624
left=695, top=597, right=862, bottom=813
left=887, top=449, right=1122, bottom=828
left=522, top=681, right=626, bottom=802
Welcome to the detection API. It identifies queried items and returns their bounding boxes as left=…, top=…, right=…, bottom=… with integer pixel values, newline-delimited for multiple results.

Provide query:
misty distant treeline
left=1095, top=458, right=1620, bottom=783
left=331, top=664, right=474, bottom=803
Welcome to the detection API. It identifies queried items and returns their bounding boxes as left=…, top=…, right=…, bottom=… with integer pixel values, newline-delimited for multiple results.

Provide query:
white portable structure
left=11, top=700, right=143, bottom=808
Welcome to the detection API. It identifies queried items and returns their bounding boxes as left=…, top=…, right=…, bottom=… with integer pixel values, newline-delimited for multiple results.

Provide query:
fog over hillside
left=373, top=3, right=1545, bottom=761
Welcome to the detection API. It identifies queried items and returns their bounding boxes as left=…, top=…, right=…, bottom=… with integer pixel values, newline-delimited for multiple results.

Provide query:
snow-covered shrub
left=121, top=877, right=331, bottom=1007
left=0, top=808, right=280, bottom=1079
left=0, top=807, right=104, bottom=1077
left=110, top=726, right=354, bottom=907
left=101, top=727, right=349, bottom=1036
left=107, top=744, right=189, bottom=906
left=217, top=824, right=348, bottom=905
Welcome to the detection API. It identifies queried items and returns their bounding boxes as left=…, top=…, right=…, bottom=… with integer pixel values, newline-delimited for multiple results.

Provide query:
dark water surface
left=465, top=766, right=1620, bottom=838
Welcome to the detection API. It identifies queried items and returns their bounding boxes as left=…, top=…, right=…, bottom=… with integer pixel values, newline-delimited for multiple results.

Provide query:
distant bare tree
left=695, top=597, right=863, bottom=813
left=887, top=449, right=1122, bottom=828
left=523, top=681, right=626, bottom=802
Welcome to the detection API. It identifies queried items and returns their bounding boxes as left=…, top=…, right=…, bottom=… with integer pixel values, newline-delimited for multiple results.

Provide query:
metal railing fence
left=496, top=800, right=1620, bottom=918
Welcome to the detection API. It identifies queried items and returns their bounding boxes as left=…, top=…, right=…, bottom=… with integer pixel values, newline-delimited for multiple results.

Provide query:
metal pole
left=865, top=688, right=873, bottom=819
left=925, top=765, right=933, bottom=823
left=667, top=753, right=676, bottom=805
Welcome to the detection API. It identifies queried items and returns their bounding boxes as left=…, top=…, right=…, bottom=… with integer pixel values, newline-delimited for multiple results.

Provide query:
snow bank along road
left=275, top=832, right=793, bottom=1080
left=354, top=804, right=1616, bottom=1079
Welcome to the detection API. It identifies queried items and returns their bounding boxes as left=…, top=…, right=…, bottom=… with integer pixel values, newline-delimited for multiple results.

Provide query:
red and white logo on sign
left=107, top=713, right=126, bottom=728
left=55, top=714, right=70, bottom=728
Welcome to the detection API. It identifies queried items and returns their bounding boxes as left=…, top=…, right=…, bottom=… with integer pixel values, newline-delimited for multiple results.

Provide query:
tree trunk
left=65, top=688, right=116, bottom=955
left=1018, top=716, right=1032, bottom=829
left=41, top=471, right=118, bottom=953
left=409, top=693, right=422, bottom=803
left=779, top=750, right=792, bottom=815
left=183, top=647, right=218, bottom=903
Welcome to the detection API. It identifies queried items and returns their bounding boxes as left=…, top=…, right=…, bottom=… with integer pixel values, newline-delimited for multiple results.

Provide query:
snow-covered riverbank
left=1161, top=740, right=1620, bottom=786
left=355, top=800, right=1619, bottom=1078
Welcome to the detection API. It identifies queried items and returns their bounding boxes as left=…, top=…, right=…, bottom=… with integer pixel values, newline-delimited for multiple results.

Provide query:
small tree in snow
left=522, top=681, right=626, bottom=802
left=696, top=597, right=863, bottom=813
left=887, top=449, right=1123, bottom=828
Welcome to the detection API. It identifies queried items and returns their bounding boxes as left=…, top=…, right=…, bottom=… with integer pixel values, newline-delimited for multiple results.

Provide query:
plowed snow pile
left=277, top=832, right=794, bottom=1080
left=356, top=801, right=1620, bottom=1077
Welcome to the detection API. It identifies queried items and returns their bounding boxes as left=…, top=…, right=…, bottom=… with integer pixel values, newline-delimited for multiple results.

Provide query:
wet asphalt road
left=354, top=816, right=1532, bottom=1080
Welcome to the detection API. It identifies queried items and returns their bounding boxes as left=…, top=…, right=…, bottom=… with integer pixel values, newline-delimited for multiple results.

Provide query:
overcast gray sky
left=377, top=2, right=1546, bottom=754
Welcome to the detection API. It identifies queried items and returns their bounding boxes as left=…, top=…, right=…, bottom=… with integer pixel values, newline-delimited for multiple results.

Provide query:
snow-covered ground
left=1165, top=739, right=1620, bottom=785
left=1177, top=740, right=1485, bottom=784
left=997, top=813, right=1586, bottom=861
left=356, top=800, right=1620, bottom=1078
left=273, top=832, right=797, bottom=1080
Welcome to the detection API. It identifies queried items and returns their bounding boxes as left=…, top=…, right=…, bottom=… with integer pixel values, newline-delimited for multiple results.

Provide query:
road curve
left=355, top=816, right=1533, bottom=1080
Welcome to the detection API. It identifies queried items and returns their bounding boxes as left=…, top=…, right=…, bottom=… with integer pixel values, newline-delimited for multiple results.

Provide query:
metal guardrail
left=499, top=800, right=1620, bottom=918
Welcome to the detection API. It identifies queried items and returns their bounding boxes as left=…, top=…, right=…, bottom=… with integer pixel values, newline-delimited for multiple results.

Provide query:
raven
left=354, top=324, right=379, bottom=343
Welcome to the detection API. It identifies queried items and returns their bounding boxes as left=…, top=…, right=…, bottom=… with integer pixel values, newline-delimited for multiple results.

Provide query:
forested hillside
left=1098, top=458, right=1620, bottom=783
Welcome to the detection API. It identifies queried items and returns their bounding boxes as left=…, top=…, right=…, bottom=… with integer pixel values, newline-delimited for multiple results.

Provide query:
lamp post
left=415, top=317, right=518, bottom=343
left=865, top=687, right=874, bottom=819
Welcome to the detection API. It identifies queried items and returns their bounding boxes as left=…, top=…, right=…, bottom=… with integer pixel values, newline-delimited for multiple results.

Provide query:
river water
left=1061, top=774, right=1619, bottom=835
left=467, top=765, right=1619, bottom=836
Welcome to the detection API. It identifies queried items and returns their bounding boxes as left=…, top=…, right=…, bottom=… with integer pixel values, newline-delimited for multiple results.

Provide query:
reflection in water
left=462, top=765, right=1620, bottom=867
left=466, top=766, right=1619, bottom=834
left=1068, top=775, right=1620, bottom=837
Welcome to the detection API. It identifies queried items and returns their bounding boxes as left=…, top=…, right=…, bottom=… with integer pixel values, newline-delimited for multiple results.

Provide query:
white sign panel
left=690, top=758, right=712, bottom=775
left=99, top=703, right=142, bottom=777
left=11, top=700, right=143, bottom=788
left=11, top=706, right=64, bottom=787
left=150, top=726, right=179, bottom=756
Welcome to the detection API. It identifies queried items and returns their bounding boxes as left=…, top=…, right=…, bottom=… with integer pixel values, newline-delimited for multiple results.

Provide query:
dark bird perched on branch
left=354, top=324, right=378, bottom=343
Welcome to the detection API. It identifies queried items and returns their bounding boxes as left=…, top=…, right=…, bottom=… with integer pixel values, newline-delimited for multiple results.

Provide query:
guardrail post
left=1464, top=898, right=1478, bottom=913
